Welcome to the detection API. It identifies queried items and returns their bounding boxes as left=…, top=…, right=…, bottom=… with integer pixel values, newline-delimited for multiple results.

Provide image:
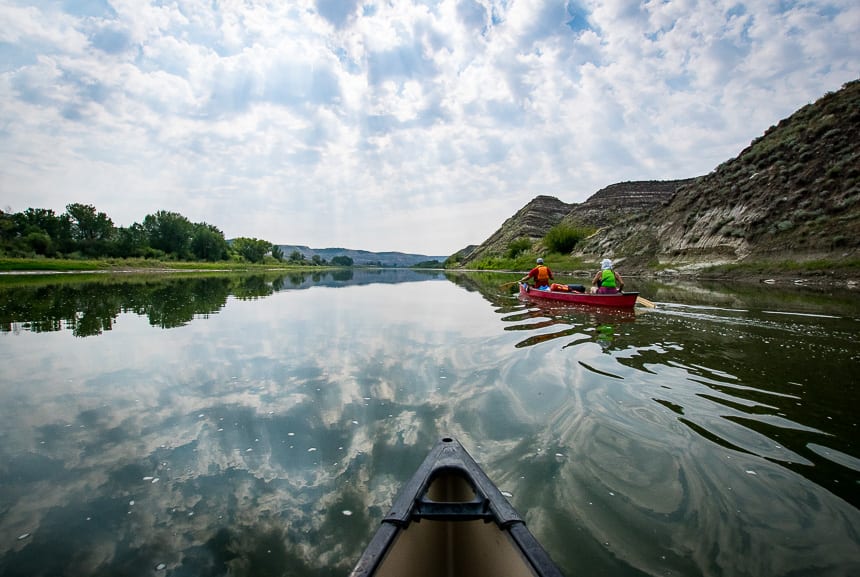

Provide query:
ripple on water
left=806, top=443, right=860, bottom=473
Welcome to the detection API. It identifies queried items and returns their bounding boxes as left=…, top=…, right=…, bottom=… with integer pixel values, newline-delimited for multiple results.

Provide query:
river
left=0, top=269, right=858, bottom=576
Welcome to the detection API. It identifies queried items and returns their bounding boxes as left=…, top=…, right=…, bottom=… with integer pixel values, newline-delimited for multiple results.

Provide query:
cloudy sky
left=1, top=1, right=857, bottom=255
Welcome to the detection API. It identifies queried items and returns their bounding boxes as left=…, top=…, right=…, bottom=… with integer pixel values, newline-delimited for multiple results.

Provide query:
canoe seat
left=414, top=468, right=492, bottom=521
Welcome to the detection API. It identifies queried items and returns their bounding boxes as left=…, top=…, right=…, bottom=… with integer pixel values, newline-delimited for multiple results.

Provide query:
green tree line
left=0, top=203, right=301, bottom=264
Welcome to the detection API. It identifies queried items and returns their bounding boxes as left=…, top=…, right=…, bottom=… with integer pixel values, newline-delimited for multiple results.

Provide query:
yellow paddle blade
left=636, top=296, right=656, bottom=308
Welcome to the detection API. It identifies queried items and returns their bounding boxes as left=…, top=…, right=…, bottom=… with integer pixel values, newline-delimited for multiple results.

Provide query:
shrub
left=506, top=237, right=531, bottom=258
left=544, top=224, right=594, bottom=254
left=826, top=164, right=843, bottom=178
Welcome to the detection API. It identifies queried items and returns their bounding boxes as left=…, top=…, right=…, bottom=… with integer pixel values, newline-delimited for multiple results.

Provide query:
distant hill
left=453, top=195, right=574, bottom=266
left=272, top=268, right=445, bottom=288
left=455, top=78, right=860, bottom=272
left=276, top=245, right=446, bottom=267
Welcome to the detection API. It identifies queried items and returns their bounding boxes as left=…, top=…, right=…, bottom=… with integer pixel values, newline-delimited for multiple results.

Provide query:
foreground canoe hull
left=519, top=283, right=638, bottom=308
left=350, top=437, right=564, bottom=577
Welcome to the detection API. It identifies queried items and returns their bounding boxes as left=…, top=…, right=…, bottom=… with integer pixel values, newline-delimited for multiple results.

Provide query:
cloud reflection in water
left=0, top=273, right=858, bottom=576
left=1, top=277, right=524, bottom=576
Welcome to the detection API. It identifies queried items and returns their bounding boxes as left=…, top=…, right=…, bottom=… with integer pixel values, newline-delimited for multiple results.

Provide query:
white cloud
left=0, top=0, right=857, bottom=254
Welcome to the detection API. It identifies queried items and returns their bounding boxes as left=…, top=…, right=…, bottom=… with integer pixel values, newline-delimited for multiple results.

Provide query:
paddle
left=499, top=280, right=522, bottom=289
left=636, top=296, right=656, bottom=308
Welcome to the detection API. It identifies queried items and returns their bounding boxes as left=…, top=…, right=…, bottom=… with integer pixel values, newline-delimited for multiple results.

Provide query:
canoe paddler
left=591, top=258, right=624, bottom=294
left=520, top=258, right=554, bottom=289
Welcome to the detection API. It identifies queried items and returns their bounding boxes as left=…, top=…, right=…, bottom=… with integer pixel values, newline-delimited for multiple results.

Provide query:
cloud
left=0, top=0, right=857, bottom=254
left=316, top=0, right=361, bottom=29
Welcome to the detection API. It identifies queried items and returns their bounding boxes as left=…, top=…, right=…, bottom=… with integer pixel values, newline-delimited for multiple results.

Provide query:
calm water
left=0, top=270, right=858, bottom=577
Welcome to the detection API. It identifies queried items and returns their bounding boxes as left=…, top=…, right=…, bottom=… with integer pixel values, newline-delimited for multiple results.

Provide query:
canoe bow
left=350, top=437, right=565, bottom=577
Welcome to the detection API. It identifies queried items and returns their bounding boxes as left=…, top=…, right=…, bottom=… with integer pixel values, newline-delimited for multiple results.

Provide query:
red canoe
left=519, top=282, right=639, bottom=308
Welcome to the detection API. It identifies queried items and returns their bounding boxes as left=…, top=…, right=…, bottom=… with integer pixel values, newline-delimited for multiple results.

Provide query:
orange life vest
left=536, top=265, right=550, bottom=285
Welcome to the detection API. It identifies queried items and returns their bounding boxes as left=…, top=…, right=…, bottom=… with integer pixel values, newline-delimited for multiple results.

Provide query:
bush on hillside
left=544, top=225, right=594, bottom=254
left=506, top=237, right=531, bottom=258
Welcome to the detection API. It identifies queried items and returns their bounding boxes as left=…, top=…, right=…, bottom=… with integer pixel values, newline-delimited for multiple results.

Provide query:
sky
left=1, top=1, right=858, bottom=256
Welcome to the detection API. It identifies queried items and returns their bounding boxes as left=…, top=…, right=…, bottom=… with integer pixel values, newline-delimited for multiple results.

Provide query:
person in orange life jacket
left=591, top=258, right=624, bottom=294
left=520, top=258, right=554, bottom=288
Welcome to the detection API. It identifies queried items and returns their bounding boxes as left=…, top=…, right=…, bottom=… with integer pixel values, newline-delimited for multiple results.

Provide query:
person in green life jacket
left=520, top=258, right=554, bottom=288
left=591, top=258, right=624, bottom=294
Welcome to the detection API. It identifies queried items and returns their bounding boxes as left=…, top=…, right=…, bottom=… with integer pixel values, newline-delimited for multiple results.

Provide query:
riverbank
left=464, top=253, right=860, bottom=290
left=3, top=255, right=858, bottom=288
left=631, top=256, right=860, bottom=288
left=0, top=257, right=336, bottom=275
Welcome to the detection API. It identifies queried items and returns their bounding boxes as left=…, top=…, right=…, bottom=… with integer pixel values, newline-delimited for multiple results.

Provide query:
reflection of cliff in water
left=0, top=269, right=447, bottom=337
left=642, top=279, right=860, bottom=316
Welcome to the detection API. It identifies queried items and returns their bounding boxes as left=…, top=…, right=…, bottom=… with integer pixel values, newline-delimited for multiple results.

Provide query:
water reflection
left=490, top=281, right=859, bottom=502
left=501, top=304, right=637, bottom=351
left=0, top=271, right=479, bottom=577
left=0, top=269, right=443, bottom=336
left=0, top=271, right=858, bottom=577
left=488, top=294, right=856, bottom=575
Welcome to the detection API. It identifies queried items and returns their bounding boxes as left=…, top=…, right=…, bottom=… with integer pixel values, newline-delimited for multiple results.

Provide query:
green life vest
left=601, top=269, right=616, bottom=288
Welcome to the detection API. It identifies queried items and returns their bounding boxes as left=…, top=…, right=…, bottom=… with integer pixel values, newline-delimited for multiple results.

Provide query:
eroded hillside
left=561, top=179, right=696, bottom=230
left=575, top=79, right=860, bottom=268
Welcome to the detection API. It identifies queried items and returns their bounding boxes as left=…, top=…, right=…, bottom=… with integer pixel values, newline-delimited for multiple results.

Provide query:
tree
left=232, top=237, right=271, bottom=263
left=311, top=254, right=325, bottom=265
left=411, top=260, right=442, bottom=268
left=112, top=223, right=149, bottom=258
left=271, top=245, right=284, bottom=262
left=190, top=223, right=229, bottom=261
left=0, top=211, right=15, bottom=248
left=66, top=203, right=113, bottom=242
left=19, top=208, right=71, bottom=238
left=13, top=208, right=73, bottom=253
left=331, top=255, right=353, bottom=266
left=61, top=203, right=114, bottom=256
left=23, top=231, right=53, bottom=255
left=143, top=211, right=193, bottom=258
left=289, top=250, right=305, bottom=263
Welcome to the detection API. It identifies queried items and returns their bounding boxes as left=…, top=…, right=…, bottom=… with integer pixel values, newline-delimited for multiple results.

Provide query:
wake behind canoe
left=350, top=437, right=565, bottom=577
